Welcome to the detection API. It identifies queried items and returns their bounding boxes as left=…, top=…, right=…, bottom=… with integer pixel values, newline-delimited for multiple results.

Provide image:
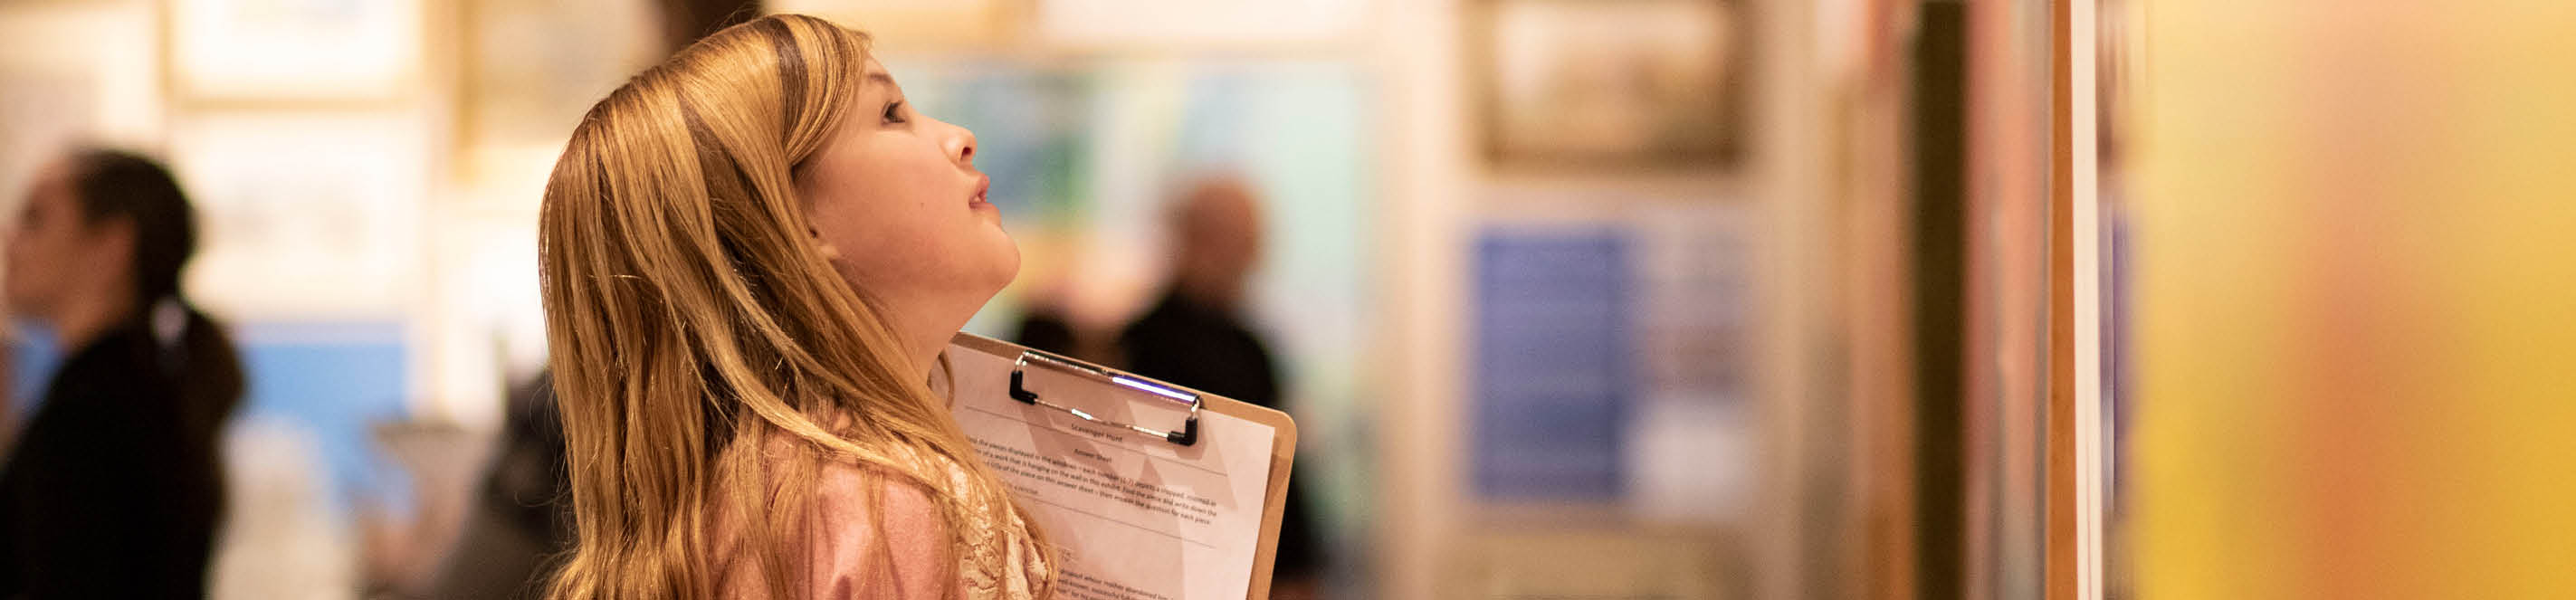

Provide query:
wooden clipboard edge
left=948, top=333, right=1300, bottom=600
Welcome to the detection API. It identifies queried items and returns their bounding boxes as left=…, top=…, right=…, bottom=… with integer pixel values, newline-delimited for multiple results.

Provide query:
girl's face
left=796, top=59, right=1017, bottom=330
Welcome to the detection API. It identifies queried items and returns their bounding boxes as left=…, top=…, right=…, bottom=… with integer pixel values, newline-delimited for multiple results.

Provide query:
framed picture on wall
left=1473, top=0, right=1749, bottom=171
left=1035, top=0, right=1368, bottom=48
left=768, top=0, right=1016, bottom=49
left=454, top=0, right=656, bottom=186
left=167, top=0, right=423, bottom=102
left=168, top=112, right=425, bottom=319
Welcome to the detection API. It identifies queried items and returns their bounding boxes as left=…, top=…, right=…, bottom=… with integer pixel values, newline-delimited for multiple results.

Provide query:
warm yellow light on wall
left=2129, top=3, right=2576, bottom=598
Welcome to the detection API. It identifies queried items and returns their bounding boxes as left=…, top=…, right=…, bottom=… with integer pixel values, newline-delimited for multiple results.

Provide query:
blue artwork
left=902, top=62, right=1095, bottom=226
left=233, top=321, right=411, bottom=514
left=1472, top=228, right=1634, bottom=501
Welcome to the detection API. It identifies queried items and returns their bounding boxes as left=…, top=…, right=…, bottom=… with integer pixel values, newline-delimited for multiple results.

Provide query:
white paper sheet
left=949, top=346, right=1277, bottom=600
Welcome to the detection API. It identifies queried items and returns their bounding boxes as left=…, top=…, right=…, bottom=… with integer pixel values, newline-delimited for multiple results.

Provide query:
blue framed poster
left=1471, top=227, right=1634, bottom=501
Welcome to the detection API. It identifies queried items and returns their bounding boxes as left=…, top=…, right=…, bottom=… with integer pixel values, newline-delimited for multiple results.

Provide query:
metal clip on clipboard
left=1008, top=349, right=1203, bottom=446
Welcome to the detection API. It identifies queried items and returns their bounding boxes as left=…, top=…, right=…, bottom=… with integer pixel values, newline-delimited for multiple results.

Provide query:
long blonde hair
left=538, top=14, right=1045, bottom=599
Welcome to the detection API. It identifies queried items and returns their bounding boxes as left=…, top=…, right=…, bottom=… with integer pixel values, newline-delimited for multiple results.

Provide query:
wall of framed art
left=1372, top=1, right=1788, bottom=599
left=0, top=1, right=1824, bottom=597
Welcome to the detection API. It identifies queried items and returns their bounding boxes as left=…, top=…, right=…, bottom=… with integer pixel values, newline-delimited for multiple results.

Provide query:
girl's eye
left=883, top=100, right=907, bottom=124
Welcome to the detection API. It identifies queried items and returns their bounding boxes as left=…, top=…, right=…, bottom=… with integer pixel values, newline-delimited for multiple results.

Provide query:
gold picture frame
left=1471, top=0, right=1750, bottom=172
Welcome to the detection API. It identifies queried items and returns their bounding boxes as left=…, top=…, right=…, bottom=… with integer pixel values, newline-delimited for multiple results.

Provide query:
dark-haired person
left=1118, top=176, right=1323, bottom=599
left=0, top=149, right=245, bottom=598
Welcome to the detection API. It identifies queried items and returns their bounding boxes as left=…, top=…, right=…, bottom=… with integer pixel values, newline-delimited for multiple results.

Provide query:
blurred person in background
left=0, top=148, right=246, bottom=598
left=539, top=14, right=1050, bottom=599
left=1117, top=176, right=1322, bottom=598
left=1007, top=283, right=1116, bottom=364
left=1008, top=301, right=1082, bottom=357
left=1121, top=177, right=1278, bottom=406
left=420, top=372, right=572, bottom=600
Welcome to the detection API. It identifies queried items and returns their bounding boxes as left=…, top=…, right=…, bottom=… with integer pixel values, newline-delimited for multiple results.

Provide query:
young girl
left=537, top=14, right=1049, bottom=599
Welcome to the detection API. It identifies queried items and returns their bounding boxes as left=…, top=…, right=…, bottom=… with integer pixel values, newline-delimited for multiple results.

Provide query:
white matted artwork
left=1627, top=202, right=1755, bottom=524
left=1035, top=0, right=1367, bottom=47
left=768, top=0, right=1013, bottom=49
left=169, top=0, right=422, bottom=100
left=1478, top=0, right=1747, bottom=169
left=456, top=0, right=655, bottom=189
left=167, top=113, right=425, bottom=319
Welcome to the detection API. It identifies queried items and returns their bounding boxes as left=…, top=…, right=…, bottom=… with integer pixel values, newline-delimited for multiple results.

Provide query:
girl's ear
left=809, top=225, right=844, bottom=262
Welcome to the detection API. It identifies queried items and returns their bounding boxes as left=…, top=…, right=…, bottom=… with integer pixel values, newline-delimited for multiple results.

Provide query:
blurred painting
left=768, top=0, right=1012, bottom=49
left=169, top=0, right=421, bottom=101
left=168, top=113, right=425, bottom=319
left=458, top=0, right=656, bottom=186
left=1478, top=0, right=1745, bottom=169
left=1036, top=0, right=1367, bottom=47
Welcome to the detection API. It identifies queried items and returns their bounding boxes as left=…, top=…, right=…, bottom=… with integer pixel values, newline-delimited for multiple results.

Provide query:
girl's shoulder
left=715, top=436, right=952, bottom=599
left=780, top=442, right=1054, bottom=599
left=804, top=458, right=955, bottom=598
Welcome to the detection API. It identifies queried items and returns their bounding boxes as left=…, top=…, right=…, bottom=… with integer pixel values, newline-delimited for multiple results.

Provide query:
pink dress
left=712, top=451, right=1051, bottom=600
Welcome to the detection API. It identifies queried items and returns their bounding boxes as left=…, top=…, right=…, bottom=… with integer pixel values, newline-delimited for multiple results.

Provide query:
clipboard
left=948, top=332, right=1300, bottom=600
